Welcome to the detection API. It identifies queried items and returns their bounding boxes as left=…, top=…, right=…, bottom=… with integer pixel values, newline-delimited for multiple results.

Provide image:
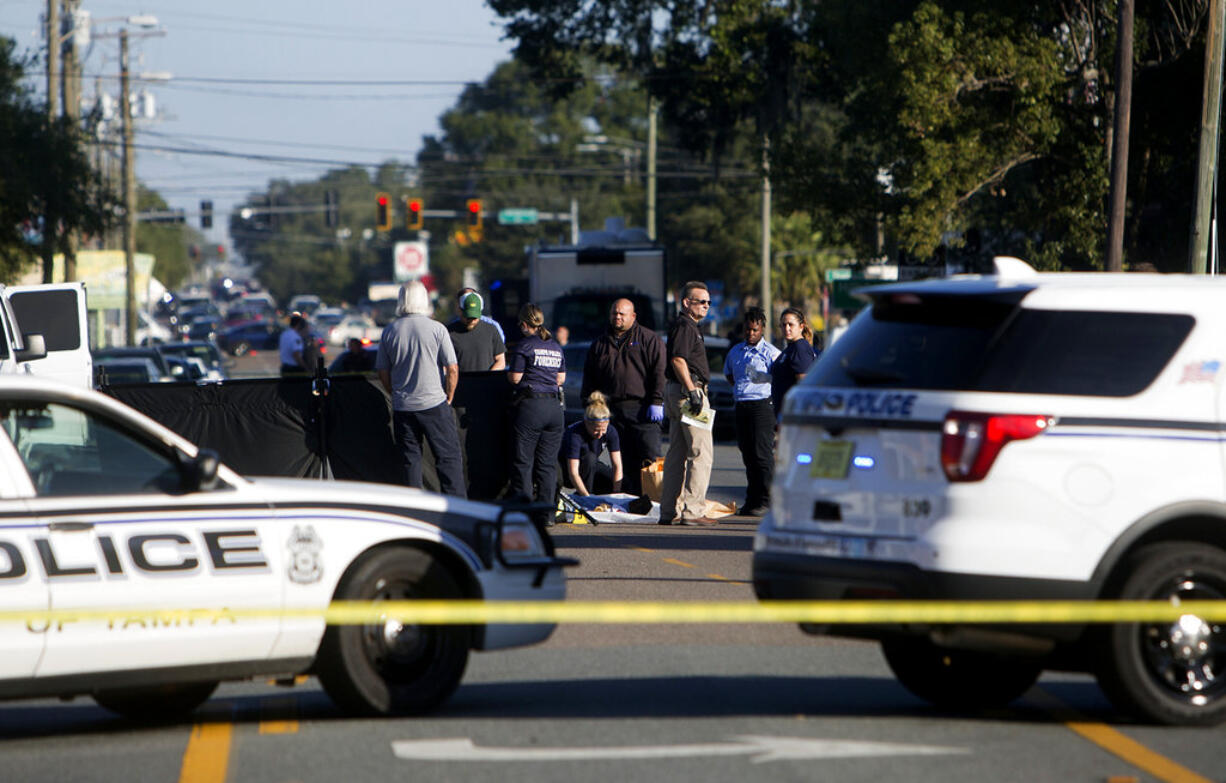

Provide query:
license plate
left=810, top=440, right=854, bottom=480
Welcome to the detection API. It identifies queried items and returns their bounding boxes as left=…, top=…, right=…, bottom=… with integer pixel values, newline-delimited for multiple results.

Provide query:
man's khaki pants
left=660, top=381, right=714, bottom=521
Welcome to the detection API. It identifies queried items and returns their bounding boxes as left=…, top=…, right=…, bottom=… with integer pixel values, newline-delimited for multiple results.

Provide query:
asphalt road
left=8, top=358, right=1222, bottom=781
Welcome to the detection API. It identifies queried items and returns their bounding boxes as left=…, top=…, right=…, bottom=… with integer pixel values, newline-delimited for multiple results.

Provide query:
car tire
left=232, top=341, right=251, bottom=357
left=1094, top=542, right=1226, bottom=726
left=881, top=636, right=1042, bottom=710
left=316, top=547, right=471, bottom=716
left=93, top=681, right=218, bottom=720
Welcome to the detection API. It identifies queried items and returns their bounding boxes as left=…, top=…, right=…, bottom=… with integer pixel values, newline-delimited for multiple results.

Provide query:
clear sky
left=1, top=0, right=515, bottom=251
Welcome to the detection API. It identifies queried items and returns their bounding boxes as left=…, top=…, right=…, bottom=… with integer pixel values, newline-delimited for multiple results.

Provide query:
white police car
left=0, top=377, right=569, bottom=718
left=753, top=258, right=1226, bottom=725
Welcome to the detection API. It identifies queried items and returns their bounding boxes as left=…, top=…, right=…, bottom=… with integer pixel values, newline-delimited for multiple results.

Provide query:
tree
left=137, top=187, right=198, bottom=291
left=0, top=39, right=116, bottom=282
left=493, top=0, right=1215, bottom=272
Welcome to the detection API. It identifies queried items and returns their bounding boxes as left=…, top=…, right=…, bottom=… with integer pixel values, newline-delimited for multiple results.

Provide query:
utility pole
left=1190, top=0, right=1226, bottom=274
left=61, top=0, right=81, bottom=281
left=40, top=0, right=61, bottom=283
left=760, top=136, right=772, bottom=323
left=121, top=29, right=137, bottom=345
left=646, top=99, right=658, bottom=241
left=1105, top=0, right=1134, bottom=272
left=46, top=0, right=59, bottom=119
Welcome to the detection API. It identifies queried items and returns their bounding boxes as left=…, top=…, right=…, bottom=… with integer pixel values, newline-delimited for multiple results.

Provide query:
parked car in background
left=288, top=294, right=323, bottom=315
left=329, top=313, right=381, bottom=346
left=185, top=316, right=222, bottom=343
left=93, top=347, right=176, bottom=381
left=225, top=294, right=278, bottom=325
left=136, top=310, right=174, bottom=345
left=214, top=320, right=283, bottom=357
left=313, top=307, right=346, bottom=341
left=93, top=357, right=168, bottom=386
left=157, top=341, right=229, bottom=381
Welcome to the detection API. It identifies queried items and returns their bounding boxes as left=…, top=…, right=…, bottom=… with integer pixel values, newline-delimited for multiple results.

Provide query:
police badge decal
left=287, top=525, right=323, bottom=584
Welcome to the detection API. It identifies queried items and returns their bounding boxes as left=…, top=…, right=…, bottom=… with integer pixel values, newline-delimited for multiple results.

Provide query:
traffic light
left=375, top=192, right=391, bottom=231
left=406, top=197, right=423, bottom=231
left=466, top=199, right=482, bottom=229
left=200, top=200, right=213, bottom=229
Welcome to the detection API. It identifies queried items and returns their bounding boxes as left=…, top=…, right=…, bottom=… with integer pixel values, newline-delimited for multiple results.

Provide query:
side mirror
left=14, top=333, right=47, bottom=363
left=180, top=448, right=221, bottom=492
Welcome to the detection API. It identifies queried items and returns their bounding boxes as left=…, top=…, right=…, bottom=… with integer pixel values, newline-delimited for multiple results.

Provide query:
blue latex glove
left=648, top=404, right=664, bottom=423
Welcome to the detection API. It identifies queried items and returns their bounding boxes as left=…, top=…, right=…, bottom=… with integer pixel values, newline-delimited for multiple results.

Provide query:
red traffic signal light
left=375, top=192, right=392, bottom=231
left=466, top=198, right=482, bottom=229
left=406, top=197, right=423, bottom=230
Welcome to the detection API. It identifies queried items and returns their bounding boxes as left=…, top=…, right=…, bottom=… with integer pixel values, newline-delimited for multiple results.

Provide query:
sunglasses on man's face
left=688, top=298, right=710, bottom=306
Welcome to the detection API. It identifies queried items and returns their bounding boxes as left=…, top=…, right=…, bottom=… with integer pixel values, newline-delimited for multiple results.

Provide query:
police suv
left=753, top=258, right=1226, bottom=725
left=0, top=377, right=569, bottom=718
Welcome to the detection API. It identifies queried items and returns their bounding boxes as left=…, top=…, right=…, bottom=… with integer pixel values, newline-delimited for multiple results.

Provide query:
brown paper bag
left=640, top=457, right=665, bottom=502
left=704, top=499, right=738, bottom=518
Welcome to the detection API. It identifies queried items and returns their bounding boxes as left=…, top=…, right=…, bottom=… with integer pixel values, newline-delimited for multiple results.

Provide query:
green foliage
left=0, top=38, right=117, bottom=282
left=492, top=0, right=1214, bottom=273
left=136, top=187, right=200, bottom=290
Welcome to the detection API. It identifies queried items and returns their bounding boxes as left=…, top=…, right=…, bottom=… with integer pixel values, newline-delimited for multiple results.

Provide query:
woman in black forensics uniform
left=508, top=304, right=567, bottom=522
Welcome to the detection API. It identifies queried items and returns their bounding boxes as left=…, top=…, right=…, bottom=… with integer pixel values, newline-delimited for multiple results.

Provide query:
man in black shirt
left=581, top=298, right=667, bottom=495
left=447, top=292, right=506, bottom=372
left=659, top=281, right=717, bottom=526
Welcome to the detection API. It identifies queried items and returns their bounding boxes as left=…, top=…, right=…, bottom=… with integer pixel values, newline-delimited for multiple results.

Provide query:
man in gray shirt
left=376, top=280, right=466, bottom=498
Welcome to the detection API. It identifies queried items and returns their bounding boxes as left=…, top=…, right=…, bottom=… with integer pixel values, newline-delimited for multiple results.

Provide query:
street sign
left=393, top=240, right=429, bottom=282
left=825, top=268, right=852, bottom=282
left=497, top=208, right=539, bottom=226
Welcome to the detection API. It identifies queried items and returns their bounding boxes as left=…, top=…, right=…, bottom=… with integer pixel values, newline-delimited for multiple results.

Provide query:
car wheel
left=881, top=636, right=1042, bottom=710
left=316, top=547, right=471, bottom=716
left=1094, top=542, right=1226, bottom=725
left=232, top=340, right=251, bottom=357
left=93, top=681, right=218, bottom=720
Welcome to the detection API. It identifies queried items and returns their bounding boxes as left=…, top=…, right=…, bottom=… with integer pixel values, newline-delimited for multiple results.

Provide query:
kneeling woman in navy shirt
left=561, top=391, right=624, bottom=496
left=508, top=304, right=567, bottom=519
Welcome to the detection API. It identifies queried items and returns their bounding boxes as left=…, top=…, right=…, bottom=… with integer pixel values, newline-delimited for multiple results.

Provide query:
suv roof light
left=941, top=411, right=1052, bottom=482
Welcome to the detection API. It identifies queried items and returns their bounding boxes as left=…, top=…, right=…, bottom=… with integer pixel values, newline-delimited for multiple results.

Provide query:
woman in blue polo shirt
left=560, top=391, right=624, bottom=496
left=508, top=304, right=566, bottom=522
left=723, top=307, right=781, bottom=516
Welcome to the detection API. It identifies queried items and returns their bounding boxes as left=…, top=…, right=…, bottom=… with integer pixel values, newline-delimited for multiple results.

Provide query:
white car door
left=0, top=421, right=49, bottom=680
left=1, top=397, right=287, bottom=678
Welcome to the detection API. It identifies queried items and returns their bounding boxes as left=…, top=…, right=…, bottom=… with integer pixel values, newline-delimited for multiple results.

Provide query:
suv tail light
left=940, top=411, right=1052, bottom=482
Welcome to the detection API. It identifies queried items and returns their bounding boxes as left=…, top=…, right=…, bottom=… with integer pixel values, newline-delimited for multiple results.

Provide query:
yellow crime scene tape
left=3, top=599, right=1226, bottom=626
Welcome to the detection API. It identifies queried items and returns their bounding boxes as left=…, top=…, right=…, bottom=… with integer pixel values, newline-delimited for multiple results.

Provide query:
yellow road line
left=178, top=721, right=232, bottom=783
left=1066, top=722, right=1213, bottom=783
left=661, top=557, right=695, bottom=568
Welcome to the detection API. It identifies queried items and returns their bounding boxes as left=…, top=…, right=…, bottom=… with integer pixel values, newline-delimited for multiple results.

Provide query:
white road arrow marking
left=391, top=735, right=969, bottom=764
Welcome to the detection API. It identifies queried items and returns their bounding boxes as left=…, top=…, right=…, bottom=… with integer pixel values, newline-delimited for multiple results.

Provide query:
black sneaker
left=657, top=516, right=675, bottom=525
left=740, top=505, right=768, bottom=517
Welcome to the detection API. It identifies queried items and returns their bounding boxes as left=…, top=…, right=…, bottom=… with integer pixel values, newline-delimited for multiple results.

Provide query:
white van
left=0, top=282, right=92, bottom=389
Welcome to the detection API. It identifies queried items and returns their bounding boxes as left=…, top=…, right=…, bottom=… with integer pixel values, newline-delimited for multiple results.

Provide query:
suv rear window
left=807, top=298, right=1193, bottom=397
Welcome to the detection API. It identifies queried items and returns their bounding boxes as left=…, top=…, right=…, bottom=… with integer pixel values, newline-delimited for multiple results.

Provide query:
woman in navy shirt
left=508, top=304, right=566, bottom=523
left=560, top=391, right=623, bottom=496
left=771, top=306, right=819, bottom=415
